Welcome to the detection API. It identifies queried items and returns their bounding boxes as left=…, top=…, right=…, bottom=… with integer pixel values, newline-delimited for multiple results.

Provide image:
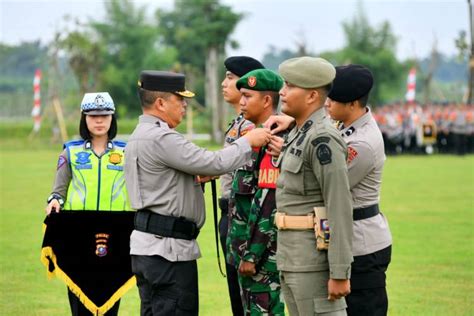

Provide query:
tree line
left=0, top=0, right=470, bottom=140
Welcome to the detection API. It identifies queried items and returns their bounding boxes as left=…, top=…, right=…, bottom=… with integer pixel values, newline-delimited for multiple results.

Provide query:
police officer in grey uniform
left=326, top=65, right=392, bottom=316
left=124, top=70, right=272, bottom=316
left=220, top=56, right=264, bottom=316
left=275, top=57, right=353, bottom=316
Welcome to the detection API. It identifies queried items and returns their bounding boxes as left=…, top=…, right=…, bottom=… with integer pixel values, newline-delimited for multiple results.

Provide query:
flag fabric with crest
left=41, top=211, right=135, bottom=315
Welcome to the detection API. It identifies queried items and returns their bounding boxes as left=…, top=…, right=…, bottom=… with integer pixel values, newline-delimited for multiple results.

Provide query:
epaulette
left=300, top=120, right=313, bottom=133
left=63, top=139, right=85, bottom=150
left=113, top=140, right=127, bottom=148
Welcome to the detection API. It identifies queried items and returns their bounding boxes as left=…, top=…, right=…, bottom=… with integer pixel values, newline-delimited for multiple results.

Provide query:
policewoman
left=45, top=92, right=129, bottom=315
left=326, top=65, right=392, bottom=316
left=124, top=70, right=271, bottom=316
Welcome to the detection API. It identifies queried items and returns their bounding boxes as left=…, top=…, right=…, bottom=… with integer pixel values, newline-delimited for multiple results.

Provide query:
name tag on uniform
left=107, top=165, right=123, bottom=171
left=258, top=152, right=280, bottom=189
left=75, top=164, right=93, bottom=170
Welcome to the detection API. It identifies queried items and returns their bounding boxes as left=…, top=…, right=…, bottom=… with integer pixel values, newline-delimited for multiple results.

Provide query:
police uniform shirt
left=340, top=107, right=392, bottom=256
left=220, top=114, right=254, bottom=199
left=125, top=114, right=253, bottom=262
left=276, top=108, right=353, bottom=279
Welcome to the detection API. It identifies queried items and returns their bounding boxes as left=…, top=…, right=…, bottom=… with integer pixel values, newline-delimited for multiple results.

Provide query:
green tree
left=0, top=41, right=48, bottom=92
left=157, top=0, right=243, bottom=141
left=57, top=0, right=177, bottom=115
left=58, top=22, right=102, bottom=96
left=324, top=3, right=405, bottom=105
left=91, top=0, right=177, bottom=115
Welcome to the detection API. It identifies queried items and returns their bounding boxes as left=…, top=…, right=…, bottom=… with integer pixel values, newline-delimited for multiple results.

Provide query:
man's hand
left=239, top=261, right=256, bottom=276
left=266, top=135, right=284, bottom=157
left=327, top=279, right=350, bottom=301
left=263, top=115, right=295, bottom=134
left=243, top=128, right=271, bottom=147
left=45, top=200, right=61, bottom=215
left=196, top=175, right=219, bottom=183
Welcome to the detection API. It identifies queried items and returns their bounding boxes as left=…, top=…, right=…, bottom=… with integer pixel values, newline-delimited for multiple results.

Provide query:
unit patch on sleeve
left=316, top=144, right=332, bottom=165
left=347, top=146, right=358, bottom=164
left=57, top=155, right=67, bottom=170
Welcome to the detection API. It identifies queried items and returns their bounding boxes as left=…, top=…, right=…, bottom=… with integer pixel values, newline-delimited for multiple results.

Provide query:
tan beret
left=278, top=56, right=336, bottom=88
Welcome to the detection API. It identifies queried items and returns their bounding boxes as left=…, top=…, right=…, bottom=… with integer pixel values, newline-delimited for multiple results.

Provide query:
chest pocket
left=280, top=155, right=304, bottom=195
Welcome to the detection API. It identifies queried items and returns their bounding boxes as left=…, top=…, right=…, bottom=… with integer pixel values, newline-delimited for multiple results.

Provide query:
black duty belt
left=353, top=204, right=380, bottom=221
left=134, top=209, right=199, bottom=240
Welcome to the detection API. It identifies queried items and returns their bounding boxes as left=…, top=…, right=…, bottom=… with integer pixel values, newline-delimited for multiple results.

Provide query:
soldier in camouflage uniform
left=221, top=56, right=264, bottom=316
left=228, top=69, right=286, bottom=315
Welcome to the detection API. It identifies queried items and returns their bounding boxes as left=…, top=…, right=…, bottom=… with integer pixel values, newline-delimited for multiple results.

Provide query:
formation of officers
left=373, top=101, right=474, bottom=155
left=123, top=55, right=393, bottom=316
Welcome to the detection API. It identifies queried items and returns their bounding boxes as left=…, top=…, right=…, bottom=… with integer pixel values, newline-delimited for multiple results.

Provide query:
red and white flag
left=405, top=67, right=416, bottom=103
left=32, top=69, right=42, bottom=132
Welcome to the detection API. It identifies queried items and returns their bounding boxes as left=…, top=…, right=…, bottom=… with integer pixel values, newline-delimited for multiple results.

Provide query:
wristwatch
left=47, top=193, right=65, bottom=208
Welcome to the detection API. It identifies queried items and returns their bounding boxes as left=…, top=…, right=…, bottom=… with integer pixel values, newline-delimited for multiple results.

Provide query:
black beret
left=224, top=56, right=265, bottom=77
left=328, top=64, right=373, bottom=103
left=138, top=70, right=195, bottom=98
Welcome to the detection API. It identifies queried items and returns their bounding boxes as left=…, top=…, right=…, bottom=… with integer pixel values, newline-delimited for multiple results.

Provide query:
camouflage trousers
left=239, top=270, right=285, bottom=316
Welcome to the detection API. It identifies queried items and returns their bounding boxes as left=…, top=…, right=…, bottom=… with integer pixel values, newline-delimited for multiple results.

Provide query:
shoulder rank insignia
left=76, top=152, right=91, bottom=165
left=301, top=120, right=313, bottom=133
left=316, top=144, right=332, bottom=165
left=311, top=136, right=330, bottom=147
left=344, top=126, right=355, bottom=137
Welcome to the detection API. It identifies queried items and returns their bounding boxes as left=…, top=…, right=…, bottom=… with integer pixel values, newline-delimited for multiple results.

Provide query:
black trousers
left=131, top=255, right=198, bottom=316
left=346, top=245, right=392, bottom=316
left=67, top=289, right=120, bottom=316
left=219, top=201, right=245, bottom=316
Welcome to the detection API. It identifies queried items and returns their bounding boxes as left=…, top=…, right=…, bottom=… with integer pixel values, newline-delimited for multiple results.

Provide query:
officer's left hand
left=238, top=261, right=256, bottom=276
left=266, top=135, right=284, bottom=157
left=327, top=279, right=350, bottom=301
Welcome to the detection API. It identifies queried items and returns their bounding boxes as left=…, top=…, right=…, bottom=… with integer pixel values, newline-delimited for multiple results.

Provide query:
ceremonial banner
left=41, top=211, right=136, bottom=315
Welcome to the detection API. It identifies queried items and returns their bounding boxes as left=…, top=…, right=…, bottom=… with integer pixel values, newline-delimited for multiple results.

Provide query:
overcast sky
left=0, top=0, right=470, bottom=61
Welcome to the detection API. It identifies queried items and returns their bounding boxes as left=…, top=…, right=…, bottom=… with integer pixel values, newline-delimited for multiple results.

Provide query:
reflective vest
left=64, top=140, right=130, bottom=211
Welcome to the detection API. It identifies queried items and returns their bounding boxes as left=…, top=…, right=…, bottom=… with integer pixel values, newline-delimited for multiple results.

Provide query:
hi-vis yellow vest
left=64, top=140, right=130, bottom=211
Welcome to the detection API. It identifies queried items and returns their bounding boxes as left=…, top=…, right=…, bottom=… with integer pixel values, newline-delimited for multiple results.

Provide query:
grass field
left=0, top=143, right=473, bottom=315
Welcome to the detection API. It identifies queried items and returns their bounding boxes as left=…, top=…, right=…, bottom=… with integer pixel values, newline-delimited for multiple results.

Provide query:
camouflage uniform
left=239, top=148, right=285, bottom=315
left=226, top=145, right=259, bottom=268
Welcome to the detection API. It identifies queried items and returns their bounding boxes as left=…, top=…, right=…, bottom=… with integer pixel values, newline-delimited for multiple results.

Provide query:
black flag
left=41, top=211, right=135, bottom=315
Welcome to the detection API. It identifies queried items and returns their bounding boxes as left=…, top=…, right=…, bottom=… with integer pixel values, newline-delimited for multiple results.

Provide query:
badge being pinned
left=57, top=155, right=67, bottom=170
left=248, top=76, right=257, bottom=87
left=109, top=152, right=122, bottom=165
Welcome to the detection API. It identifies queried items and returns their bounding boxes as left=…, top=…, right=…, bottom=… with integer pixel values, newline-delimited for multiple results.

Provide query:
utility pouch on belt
left=274, top=212, right=314, bottom=230
left=313, top=206, right=330, bottom=250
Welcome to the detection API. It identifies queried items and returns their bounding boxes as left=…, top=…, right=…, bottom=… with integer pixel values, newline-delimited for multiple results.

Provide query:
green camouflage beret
left=236, top=69, right=284, bottom=92
left=278, top=56, right=336, bottom=88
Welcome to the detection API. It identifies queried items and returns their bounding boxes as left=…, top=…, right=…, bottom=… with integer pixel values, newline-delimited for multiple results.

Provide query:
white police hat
left=81, top=92, right=115, bottom=115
